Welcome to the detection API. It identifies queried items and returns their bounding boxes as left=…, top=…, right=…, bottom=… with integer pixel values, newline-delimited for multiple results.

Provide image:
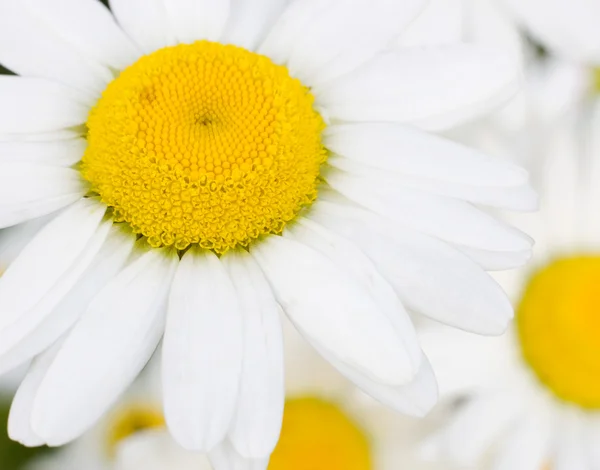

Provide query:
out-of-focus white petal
left=209, top=439, right=269, bottom=470
left=553, top=411, right=588, bottom=470
left=492, top=405, right=554, bottom=470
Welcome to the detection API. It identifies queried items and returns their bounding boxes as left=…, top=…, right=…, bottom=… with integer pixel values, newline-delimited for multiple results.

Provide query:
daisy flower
left=0, top=0, right=535, bottom=464
left=420, top=98, right=600, bottom=470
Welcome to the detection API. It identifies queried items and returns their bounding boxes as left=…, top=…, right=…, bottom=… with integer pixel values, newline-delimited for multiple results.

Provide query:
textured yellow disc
left=517, top=256, right=600, bottom=408
left=268, top=397, right=372, bottom=470
left=82, top=41, right=326, bottom=253
left=106, top=403, right=165, bottom=455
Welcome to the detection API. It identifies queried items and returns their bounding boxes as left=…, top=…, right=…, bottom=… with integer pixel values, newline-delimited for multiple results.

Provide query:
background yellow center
left=518, top=256, right=600, bottom=408
left=269, top=397, right=372, bottom=470
left=82, top=41, right=326, bottom=253
left=106, top=403, right=165, bottom=456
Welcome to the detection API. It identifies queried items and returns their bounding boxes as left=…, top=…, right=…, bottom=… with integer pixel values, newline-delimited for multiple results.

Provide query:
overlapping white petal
left=260, top=0, right=427, bottom=86
left=8, top=340, right=64, bottom=447
left=325, top=123, right=537, bottom=211
left=0, top=227, right=135, bottom=376
left=0, top=77, right=89, bottom=134
left=0, top=1, right=119, bottom=97
left=0, top=164, right=86, bottom=229
left=252, top=235, right=419, bottom=386
left=222, top=250, right=284, bottom=460
left=0, top=198, right=107, bottom=333
left=287, top=218, right=421, bottom=376
left=318, top=45, right=521, bottom=131
left=0, top=138, right=86, bottom=167
left=310, top=200, right=514, bottom=334
left=30, top=247, right=178, bottom=445
left=326, top=168, right=532, bottom=254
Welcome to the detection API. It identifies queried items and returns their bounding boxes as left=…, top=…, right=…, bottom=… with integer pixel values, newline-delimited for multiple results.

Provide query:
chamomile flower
left=421, top=100, right=600, bottom=470
left=0, top=0, right=534, bottom=464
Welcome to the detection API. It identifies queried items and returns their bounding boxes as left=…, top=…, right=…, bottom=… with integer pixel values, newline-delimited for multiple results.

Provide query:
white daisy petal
left=0, top=2, right=115, bottom=96
left=0, top=77, right=89, bottom=134
left=252, top=235, right=415, bottom=386
left=8, top=339, right=64, bottom=447
left=0, top=198, right=106, bottom=332
left=109, top=0, right=175, bottom=54
left=315, top=345, right=438, bottom=417
left=288, top=217, right=421, bottom=374
left=259, top=0, right=427, bottom=86
left=457, top=246, right=532, bottom=271
left=0, top=163, right=86, bottom=229
left=0, top=215, right=53, bottom=272
left=492, top=409, right=553, bottom=470
left=324, top=123, right=537, bottom=211
left=0, top=227, right=135, bottom=376
left=318, top=45, right=521, bottom=131
left=325, top=168, right=532, bottom=253
left=0, top=138, right=86, bottom=166
left=18, top=0, right=141, bottom=71
left=209, top=439, right=269, bottom=470
left=163, top=0, right=230, bottom=45
left=223, top=0, right=288, bottom=51
left=330, top=156, right=538, bottom=214
left=311, top=200, right=513, bottom=334
left=222, top=250, right=284, bottom=459
left=0, top=129, right=82, bottom=143
left=30, top=247, right=178, bottom=445
left=163, top=248, right=243, bottom=452
left=0, top=217, right=111, bottom=366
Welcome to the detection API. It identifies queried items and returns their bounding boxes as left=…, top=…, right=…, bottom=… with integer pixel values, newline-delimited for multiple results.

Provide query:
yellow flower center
left=106, top=403, right=165, bottom=455
left=517, top=256, right=600, bottom=408
left=269, top=397, right=372, bottom=470
left=82, top=41, right=326, bottom=253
